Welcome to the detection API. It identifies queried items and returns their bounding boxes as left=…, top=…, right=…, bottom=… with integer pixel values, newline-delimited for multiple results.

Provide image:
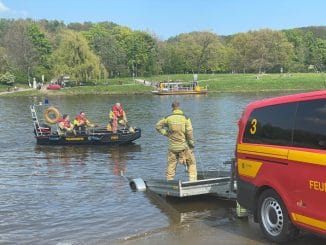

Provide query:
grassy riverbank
left=144, top=73, right=326, bottom=92
left=0, top=83, right=152, bottom=96
left=1, top=73, right=325, bottom=96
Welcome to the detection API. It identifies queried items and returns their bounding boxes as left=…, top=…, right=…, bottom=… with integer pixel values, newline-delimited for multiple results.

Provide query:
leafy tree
left=297, top=26, right=326, bottom=39
left=105, top=27, right=160, bottom=77
left=283, top=29, right=307, bottom=72
left=309, top=38, right=326, bottom=71
left=0, top=47, right=15, bottom=85
left=84, top=24, right=127, bottom=77
left=0, top=71, right=15, bottom=85
left=50, top=29, right=107, bottom=83
left=97, top=21, right=118, bottom=30
left=163, top=32, right=227, bottom=73
left=39, top=19, right=65, bottom=33
left=190, top=32, right=226, bottom=73
left=159, top=41, right=185, bottom=74
left=2, top=20, right=38, bottom=82
left=0, top=47, right=10, bottom=73
left=0, top=18, right=325, bottom=79
left=38, top=19, right=65, bottom=49
left=254, top=29, right=293, bottom=73
left=84, top=25, right=159, bottom=77
left=1, top=20, right=54, bottom=82
left=67, top=22, right=93, bottom=32
left=125, top=31, right=159, bottom=76
left=284, top=29, right=326, bottom=72
left=229, top=32, right=252, bottom=73
left=0, top=19, right=14, bottom=43
left=230, top=29, right=293, bottom=73
left=27, top=23, right=52, bottom=68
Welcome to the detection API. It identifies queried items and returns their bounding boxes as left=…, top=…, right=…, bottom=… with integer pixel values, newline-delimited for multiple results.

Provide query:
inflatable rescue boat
left=31, top=105, right=141, bottom=145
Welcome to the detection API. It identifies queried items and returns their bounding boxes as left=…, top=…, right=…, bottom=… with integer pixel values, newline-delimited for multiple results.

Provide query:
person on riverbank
left=73, top=112, right=95, bottom=133
left=108, top=102, right=128, bottom=133
left=156, top=101, right=197, bottom=181
left=57, top=114, right=75, bottom=135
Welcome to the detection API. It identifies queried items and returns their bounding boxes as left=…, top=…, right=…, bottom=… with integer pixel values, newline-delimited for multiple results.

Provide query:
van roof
left=246, top=90, right=326, bottom=110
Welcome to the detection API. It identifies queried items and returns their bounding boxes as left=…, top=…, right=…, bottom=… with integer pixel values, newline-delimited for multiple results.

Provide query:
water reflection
left=107, top=144, right=142, bottom=176
left=146, top=192, right=235, bottom=224
left=35, top=145, right=89, bottom=165
left=34, top=143, right=142, bottom=177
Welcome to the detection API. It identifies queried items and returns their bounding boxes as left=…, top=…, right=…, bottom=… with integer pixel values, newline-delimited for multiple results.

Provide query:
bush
left=0, top=72, right=15, bottom=85
left=63, top=80, right=97, bottom=87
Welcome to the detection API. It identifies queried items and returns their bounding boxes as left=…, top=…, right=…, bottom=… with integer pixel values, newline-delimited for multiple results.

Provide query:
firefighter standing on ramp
left=156, top=101, right=197, bottom=181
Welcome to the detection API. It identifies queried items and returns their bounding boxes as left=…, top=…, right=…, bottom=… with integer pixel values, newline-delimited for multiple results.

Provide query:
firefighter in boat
left=73, top=111, right=95, bottom=134
left=107, top=102, right=128, bottom=133
left=57, top=114, right=75, bottom=135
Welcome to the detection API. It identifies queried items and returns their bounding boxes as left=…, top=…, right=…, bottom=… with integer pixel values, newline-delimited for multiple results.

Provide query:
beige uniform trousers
left=166, top=148, right=197, bottom=181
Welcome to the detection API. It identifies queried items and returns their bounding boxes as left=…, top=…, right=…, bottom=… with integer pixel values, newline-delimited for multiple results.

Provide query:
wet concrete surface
left=114, top=194, right=325, bottom=245
left=116, top=221, right=325, bottom=245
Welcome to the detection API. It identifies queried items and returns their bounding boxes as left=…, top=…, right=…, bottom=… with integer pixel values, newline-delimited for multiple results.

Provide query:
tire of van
left=257, top=189, right=299, bottom=243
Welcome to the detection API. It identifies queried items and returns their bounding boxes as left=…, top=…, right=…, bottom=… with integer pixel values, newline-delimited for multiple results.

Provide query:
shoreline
left=0, top=87, right=317, bottom=97
left=112, top=215, right=324, bottom=245
left=1, top=72, right=325, bottom=97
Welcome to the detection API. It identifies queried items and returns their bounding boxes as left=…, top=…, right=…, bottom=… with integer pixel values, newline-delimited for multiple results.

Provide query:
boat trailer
left=129, top=169, right=237, bottom=200
left=129, top=161, right=248, bottom=217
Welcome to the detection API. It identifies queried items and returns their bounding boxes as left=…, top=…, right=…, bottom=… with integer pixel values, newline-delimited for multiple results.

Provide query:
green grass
left=1, top=73, right=326, bottom=96
left=60, top=84, right=152, bottom=95
left=0, top=85, right=8, bottom=92
left=0, top=83, right=152, bottom=97
left=140, top=73, right=326, bottom=92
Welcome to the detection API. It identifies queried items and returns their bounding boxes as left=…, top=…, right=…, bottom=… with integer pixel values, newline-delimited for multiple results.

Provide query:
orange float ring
left=43, top=106, right=61, bottom=124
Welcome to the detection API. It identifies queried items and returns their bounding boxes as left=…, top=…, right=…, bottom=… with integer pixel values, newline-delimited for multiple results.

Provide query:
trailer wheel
left=129, top=178, right=146, bottom=192
left=257, top=189, right=298, bottom=243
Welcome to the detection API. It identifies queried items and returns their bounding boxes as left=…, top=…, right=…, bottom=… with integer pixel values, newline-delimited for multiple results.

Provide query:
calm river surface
left=0, top=92, right=323, bottom=244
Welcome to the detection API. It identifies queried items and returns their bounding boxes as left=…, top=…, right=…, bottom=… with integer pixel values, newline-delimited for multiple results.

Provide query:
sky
left=0, top=0, right=325, bottom=39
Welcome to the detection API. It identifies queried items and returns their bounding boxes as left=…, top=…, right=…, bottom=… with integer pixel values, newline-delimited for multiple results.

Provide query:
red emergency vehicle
left=236, top=90, right=326, bottom=242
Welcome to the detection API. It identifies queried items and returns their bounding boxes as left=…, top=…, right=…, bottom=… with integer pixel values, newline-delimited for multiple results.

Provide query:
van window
left=243, top=103, right=297, bottom=146
left=293, top=99, right=326, bottom=149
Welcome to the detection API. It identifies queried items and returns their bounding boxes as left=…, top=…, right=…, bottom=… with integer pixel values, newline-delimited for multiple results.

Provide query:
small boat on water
left=31, top=105, right=141, bottom=145
left=152, top=81, right=208, bottom=95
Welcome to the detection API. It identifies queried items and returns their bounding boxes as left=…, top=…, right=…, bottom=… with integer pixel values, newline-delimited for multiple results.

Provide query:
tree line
left=0, top=18, right=325, bottom=85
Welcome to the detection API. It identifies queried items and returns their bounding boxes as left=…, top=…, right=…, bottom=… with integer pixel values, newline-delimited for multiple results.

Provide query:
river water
left=0, top=92, right=322, bottom=244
